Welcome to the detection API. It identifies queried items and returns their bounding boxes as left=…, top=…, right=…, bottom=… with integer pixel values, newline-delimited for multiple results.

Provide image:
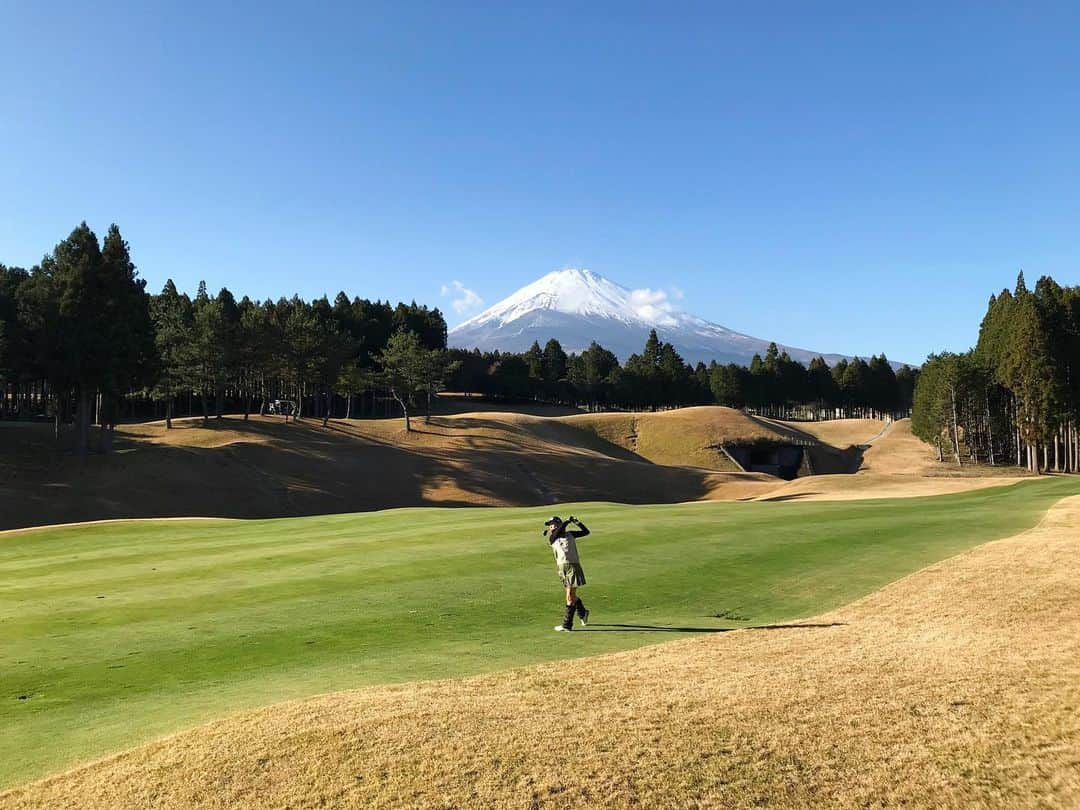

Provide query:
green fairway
left=3, top=476, right=1078, bottom=790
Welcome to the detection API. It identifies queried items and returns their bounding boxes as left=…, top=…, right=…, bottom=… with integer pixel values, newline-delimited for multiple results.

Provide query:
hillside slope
left=1, top=411, right=1031, bottom=530
left=755, top=419, right=1032, bottom=501
left=7, top=493, right=1077, bottom=808
left=560, top=406, right=779, bottom=469
left=0, top=409, right=783, bottom=530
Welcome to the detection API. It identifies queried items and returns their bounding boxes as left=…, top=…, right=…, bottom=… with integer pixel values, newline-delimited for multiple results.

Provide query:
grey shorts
left=557, top=562, right=587, bottom=588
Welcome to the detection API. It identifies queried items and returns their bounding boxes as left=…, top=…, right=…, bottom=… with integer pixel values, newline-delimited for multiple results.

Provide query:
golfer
left=543, top=515, right=590, bottom=632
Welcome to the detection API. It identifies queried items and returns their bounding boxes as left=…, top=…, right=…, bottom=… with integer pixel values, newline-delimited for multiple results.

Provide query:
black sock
left=562, top=602, right=575, bottom=628
left=576, top=598, right=587, bottom=617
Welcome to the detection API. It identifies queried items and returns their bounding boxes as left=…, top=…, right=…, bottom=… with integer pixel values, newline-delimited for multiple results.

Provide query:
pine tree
left=150, top=280, right=193, bottom=428
left=50, top=223, right=109, bottom=453
left=541, top=339, right=568, bottom=385
left=379, top=330, right=446, bottom=431
left=523, top=341, right=543, bottom=381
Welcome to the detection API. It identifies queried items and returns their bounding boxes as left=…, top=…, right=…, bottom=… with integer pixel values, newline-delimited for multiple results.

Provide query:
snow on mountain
left=448, top=268, right=855, bottom=366
left=454, top=268, right=659, bottom=329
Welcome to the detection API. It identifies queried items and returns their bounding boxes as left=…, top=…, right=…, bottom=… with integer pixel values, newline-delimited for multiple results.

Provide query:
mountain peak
left=455, top=267, right=671, bottom=331
left=448, top=267, right=856, bottom=367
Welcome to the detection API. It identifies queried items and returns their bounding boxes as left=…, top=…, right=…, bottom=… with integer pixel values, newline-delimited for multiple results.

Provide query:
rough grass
left=5, top=491, right=1079, bottom=808
left=774, top=417, right=887, bottom=447
left=0, top=410, right=783, bottom=531
left=1, top=412, right=1032, bottom=532
left=2, top=476, right=1078, bottom=793
left=567, top=407, right=779, bottom=470
left=750, top=420, right=1033, bottom=502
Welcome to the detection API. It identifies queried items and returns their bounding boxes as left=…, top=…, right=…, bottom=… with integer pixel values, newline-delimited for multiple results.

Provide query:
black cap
left=544, top=516, right=563, bottom=526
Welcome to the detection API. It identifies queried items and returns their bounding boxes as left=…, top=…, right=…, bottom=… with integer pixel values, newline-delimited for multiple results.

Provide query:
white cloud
left=629, top=287, right=680, bottom=326
left=440, top=280, right=484, bottom=316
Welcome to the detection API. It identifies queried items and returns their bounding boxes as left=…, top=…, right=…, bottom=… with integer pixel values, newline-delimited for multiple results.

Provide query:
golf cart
left=268, top=399, right=297, bottom=416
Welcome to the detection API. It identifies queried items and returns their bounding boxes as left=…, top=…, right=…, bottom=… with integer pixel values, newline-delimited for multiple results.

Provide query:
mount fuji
left=448, top=268, right=853, bottom=367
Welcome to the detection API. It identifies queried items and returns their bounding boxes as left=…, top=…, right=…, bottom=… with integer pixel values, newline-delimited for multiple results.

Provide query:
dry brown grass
left=0, top=410, right=782, bottom=531
left=2, top=411, right=1037, bottom=531
left=754, top=472, right=1030, bottom=501
left=749, top=420, right=1033, bottom=502
left=859, top=418, right=945, bottom=475
left=774, top=417, right=888, bottom=447
left=6, top=495, right=1078, bottom=809
left=566, top=407, right=780, bottom=470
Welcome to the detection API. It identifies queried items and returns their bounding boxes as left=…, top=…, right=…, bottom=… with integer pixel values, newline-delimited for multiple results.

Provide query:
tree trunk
left=98, top=422, right=114, bottom=454
left=985, top=401, right=995, bottom=466
left=1013, top=396, right=1021, bottom=467
left=391, top=389, right=411, bottom=432
left=165, top=398, right=173, bottom=430
left=244, top=393, right=252, bottom=421
left=345, top=393, right=352, bottom=420
left=949, top=385, right=963, bottom=466
left=77, top=388, right=90, bottom=456
left=201, top=389, right=210, bottom=426
left=1071, top=421, right=1076, bottom=472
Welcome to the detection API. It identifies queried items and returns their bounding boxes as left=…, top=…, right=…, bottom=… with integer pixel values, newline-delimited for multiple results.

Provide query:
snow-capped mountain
left=448, top=268, right=853, bottom=366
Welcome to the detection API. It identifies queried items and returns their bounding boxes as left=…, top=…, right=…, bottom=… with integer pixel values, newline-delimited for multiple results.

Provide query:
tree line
left=2, top=223, right=915, bottom=453
left=912, top=272, right=1080, bottom=473
left=0, top=223, right=450, bottom=450
left=449, top=334, right=915, bottom=419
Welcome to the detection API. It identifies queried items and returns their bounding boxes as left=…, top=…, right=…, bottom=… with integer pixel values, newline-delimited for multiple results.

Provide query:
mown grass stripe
left=3, top=477, right=1078, bottom=790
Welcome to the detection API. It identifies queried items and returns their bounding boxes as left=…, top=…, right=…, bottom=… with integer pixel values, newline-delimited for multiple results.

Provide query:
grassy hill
left=564, top=406, right=780, bottom=469
left=0, top=408, right=791, bottom=531
left=3, top=409, right=1018, bottom=532
left=3, top=475, right=1077, bottom=792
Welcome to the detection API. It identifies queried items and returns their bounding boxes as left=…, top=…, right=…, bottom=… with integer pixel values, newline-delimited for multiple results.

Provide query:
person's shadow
left=580, top=622, right=845, bottom=633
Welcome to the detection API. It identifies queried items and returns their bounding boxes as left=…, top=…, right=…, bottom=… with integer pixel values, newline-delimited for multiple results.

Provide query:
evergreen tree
left=541, top=338, right=568, bottom=386
left=150, top=280, right=193, bottom=427
left=377, top=330, right=452, bottom=430
left=523, top=341, right=543, bottom=381
left=807, top=357, right=838, bottom=414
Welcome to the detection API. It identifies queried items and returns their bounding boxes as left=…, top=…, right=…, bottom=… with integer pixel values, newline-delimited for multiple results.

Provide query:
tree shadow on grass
left=580, top=622, right=846, bottom=634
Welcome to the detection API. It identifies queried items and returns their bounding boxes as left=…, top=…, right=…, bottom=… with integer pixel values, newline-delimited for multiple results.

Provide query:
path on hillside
left=859, top=417, right=896, bottom=446
left=748, top=413, right=895, bottom=448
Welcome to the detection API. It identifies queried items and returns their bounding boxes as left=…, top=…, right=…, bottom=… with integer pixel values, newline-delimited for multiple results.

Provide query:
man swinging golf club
left=543, top=515, right=590, bottom=632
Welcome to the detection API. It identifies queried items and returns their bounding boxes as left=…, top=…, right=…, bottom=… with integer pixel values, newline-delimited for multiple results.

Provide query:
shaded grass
left=2, top=475, right=1078, bottom=789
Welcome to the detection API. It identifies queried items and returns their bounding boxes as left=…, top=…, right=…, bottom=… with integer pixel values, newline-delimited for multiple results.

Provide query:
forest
left=911, top=272, right=1080, bottom=473
left=448, top=338, right=913, bottom=421
left=3, top=223, right=915, bottom=453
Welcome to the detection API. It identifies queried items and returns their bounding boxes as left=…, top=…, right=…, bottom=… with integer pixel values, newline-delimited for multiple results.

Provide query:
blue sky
left=2, top=2, right=1078, bottom=364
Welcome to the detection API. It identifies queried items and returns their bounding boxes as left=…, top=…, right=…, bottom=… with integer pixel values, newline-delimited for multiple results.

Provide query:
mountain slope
left=449, top=268, right=853, bottom=365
